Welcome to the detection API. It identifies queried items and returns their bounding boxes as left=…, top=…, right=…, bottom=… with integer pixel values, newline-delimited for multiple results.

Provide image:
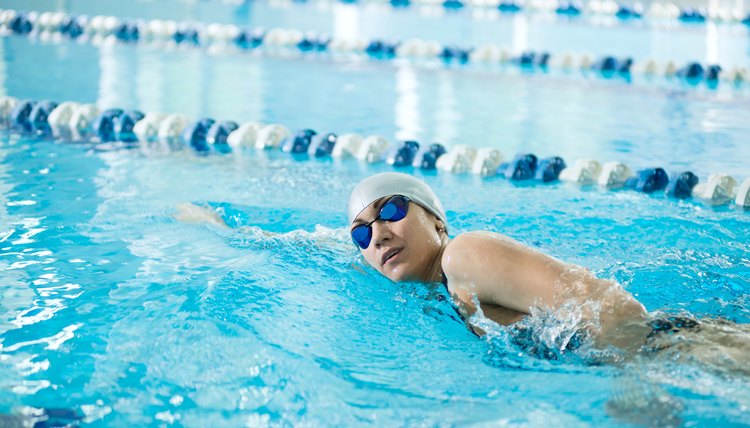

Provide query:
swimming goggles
left=350, top=195, right=410, bottom=249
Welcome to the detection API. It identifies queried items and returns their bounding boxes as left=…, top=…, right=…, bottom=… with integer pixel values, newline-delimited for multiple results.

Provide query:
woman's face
left=351, top=196, right=444, bottom=282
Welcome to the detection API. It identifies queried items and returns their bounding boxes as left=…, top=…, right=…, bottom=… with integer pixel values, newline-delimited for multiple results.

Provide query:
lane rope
left=2, top=96, right=748, bottom=209
left=262, top=0, right=750, bottom=26
left=1, top=8, right=748, bottom=89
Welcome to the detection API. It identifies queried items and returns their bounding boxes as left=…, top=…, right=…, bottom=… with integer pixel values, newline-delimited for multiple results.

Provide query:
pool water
left=2, top=0, right=750, bottom=426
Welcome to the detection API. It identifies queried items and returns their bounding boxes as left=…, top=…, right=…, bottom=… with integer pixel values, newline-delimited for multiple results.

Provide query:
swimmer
left=176, top=172, right=750, bottom=371
left=347, top=173, right=750, bottom=369
left=348, top=172, right=651, bottom=348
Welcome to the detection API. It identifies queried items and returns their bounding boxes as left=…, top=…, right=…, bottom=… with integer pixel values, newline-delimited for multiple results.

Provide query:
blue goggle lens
left=351, top=224, right=372, bottom=249
left=351, top=196, right=410, bottom=249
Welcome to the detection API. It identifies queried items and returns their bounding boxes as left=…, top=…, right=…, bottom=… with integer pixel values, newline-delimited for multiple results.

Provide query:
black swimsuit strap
left=440, top=272, right=480, bottom=336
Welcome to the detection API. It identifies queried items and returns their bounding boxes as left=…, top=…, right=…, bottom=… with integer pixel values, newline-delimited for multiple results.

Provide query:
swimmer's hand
left=174, top=203, right=229, bottom=227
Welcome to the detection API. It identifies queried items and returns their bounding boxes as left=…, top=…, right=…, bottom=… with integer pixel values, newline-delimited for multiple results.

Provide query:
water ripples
left=1, top=130, right=750, bottom=425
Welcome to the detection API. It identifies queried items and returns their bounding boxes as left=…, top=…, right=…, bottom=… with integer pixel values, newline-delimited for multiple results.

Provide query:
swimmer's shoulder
left=441, top=231, right=514, bottom=281
left=441, top=230, right=562, bottom=289
left=440, top=231, right=528, bottom=319
left=442, top=231, right=517, bottom=260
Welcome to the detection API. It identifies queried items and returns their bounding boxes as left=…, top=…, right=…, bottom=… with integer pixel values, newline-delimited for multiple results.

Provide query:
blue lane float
left=591, top=57, right=633, bottom=75
left=556, top=1, right=583, bottom=16
left=92, top=109, right=126, bottom=143
left=114, top=21, right=141, bottom=43
left=61, top=15, right=86, bottom=39
left=8, top=12, right=33, bottom=34
left=706, top=65, right=722, bottom=81
left=173, top=24, right=200, bottom=45
left=386, top=140, right=420, bottom=167
left=617, top=58, right=634, bottom=74
left=365, top=40, right=398, bottom=59
left=678, top=8, right=707, bottom=23
left=28, top=101, right=59, bottom=136
left=114, top=110, right=145, bottom=142
left=308, top=132, right=337, bottom=157
left=413, top=144, right=447, bottom=170
left=498, top=154, right=538, bottom=181
left=439, top=47, right=471, bottom=64
left=206, top=121, right=239, bottom=146
left=10, top=100, right=35, bottom=133
left=234, top=29, right=265, bottom=49
left=536, top=156, right=567, bottom=183
left=625, top=168, right=670, bottom=193
left=676, top=62, right=705, bottom=80
left=615, top=5, right=642, bottom=19
left=676, top=62, right=721, bottom=81
left=2, top=96, right=749, bottom=210
left=498, top=1, right=523, bottom=13
left=666, top=171, right=699, bottom=199
left=515, top=51, right=551, bottom=68
left=181, top=118, right=216, bottom=151
left=282, top=129, right=317, bottom=154
left=297, top=36, right=314, bottom=52
left=443, top=0, right=464, bottom=10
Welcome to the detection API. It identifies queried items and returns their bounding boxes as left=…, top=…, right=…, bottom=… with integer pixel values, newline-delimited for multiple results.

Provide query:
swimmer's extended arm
left=173, top=203, right=345, bottom=247
left=441, top=231, right=565, bottom=314
left=173, top=203, right=279, bottom=237
left=174, top=203, right=229, bottom=227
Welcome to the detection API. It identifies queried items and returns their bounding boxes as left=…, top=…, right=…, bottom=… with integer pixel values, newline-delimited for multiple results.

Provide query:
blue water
left=2, top=0, right=750, bottom=426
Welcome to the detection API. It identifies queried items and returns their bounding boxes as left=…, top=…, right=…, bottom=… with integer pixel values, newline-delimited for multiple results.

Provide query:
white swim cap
left=348, top=172, right=447, bottom=229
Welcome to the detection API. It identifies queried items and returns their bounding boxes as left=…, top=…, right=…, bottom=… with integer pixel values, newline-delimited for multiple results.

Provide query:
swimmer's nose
left=370, top=219, right=392, bottom=247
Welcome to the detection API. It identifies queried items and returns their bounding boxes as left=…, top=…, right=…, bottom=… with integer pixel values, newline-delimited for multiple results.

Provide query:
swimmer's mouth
left=381, top=248, right=402, bottom=266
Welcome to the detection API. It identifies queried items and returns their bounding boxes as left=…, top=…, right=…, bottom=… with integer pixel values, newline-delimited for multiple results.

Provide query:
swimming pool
left=1, top=0, right=750, bottom=426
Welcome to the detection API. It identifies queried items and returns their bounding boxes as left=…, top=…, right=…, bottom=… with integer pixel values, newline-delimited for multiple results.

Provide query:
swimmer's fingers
left=237, top=225, right=279, bottom=238
left=174, top=203, right=228, bottom=228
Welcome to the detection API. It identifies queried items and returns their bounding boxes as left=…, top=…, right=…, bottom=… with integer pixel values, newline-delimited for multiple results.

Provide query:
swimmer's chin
left=380, top=266, right=424, bottom=283
left=368, top=255, right=422, bottom=283
left=380, top=269, right=406, bottom=283
left=373, top=261, right=401, bottom=281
